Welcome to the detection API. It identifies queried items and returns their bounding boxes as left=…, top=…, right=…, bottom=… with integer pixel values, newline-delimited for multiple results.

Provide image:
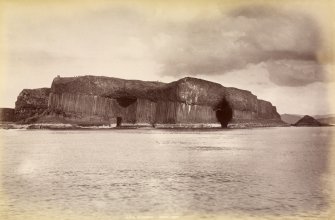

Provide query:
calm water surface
left=0, top=127, right=333, bottom=218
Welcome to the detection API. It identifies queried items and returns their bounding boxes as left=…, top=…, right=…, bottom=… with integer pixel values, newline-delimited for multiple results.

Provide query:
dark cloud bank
left=155, top=6, right=326, bottom=87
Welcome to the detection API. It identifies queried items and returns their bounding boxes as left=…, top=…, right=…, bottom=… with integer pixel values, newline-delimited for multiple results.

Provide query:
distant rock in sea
left=317, top=117, right=335, bottom=125
left=294, top=115, right=322, bottom=127
left=314, top=114, right=335, bottom=125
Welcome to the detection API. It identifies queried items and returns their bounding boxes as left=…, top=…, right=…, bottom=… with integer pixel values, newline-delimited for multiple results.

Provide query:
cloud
left=9, top=50, right=76, bottom=67
left=155, top=5, right=326, bottom=87
left=266, top=60, right=324, bottom=86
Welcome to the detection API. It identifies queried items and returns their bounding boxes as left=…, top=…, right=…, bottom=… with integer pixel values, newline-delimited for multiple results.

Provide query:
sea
left=0, top=127, right=334, bottom=219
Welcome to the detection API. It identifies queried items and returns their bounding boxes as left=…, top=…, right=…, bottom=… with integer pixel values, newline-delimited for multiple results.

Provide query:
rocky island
left=1, top=75, right=286, bottom=129
left=293, top=115, right=329, bottom=127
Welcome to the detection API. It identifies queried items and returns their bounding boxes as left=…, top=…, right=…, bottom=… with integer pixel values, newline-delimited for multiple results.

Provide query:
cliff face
left=41, top=75, right=283, bottom=127
left=13, top=75, right=283, bottom=127
left=158, top=77, right=281, bottom=123
left=0, top=108, right=15, bottom=122
left=15, top=88, right=51, bottom=121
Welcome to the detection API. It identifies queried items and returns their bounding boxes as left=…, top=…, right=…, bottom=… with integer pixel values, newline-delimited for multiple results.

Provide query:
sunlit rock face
left=15, top=88, right=51, bottom=122
left=31, top=75, right=282, bottom=127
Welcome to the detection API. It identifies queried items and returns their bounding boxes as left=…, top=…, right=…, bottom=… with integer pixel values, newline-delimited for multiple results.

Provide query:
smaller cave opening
left=116, top=97, right=137, bottom=108
left=215, top=99, right=233, bottom=128
left=116, top=117, right=122, bottom=127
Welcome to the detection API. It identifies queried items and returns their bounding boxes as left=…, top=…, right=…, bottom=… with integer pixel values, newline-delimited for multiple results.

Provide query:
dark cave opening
left=215, top=99, right=233, bottom=128
left=116, top=117, right=122, bottom=127
left=116, top=97, right=137, bottom=108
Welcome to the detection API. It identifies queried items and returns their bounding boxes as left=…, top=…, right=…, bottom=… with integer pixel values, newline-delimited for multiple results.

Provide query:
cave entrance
left=116, top=117, right=122, bottom=127
left=116, top=97, right=137, bottom=108
left=215, top=99, right=233, bottom=128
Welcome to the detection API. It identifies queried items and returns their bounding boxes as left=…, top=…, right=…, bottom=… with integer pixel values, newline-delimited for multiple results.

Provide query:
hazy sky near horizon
left=1, top=1, right=334, bottom=115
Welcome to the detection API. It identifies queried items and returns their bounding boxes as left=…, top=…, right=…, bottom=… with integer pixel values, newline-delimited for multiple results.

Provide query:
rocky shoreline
left=0, top=121, right=289, bottom=130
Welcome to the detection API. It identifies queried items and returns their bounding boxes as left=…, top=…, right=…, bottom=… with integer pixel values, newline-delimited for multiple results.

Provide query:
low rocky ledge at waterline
left=4, top=75, right=287, bottom=128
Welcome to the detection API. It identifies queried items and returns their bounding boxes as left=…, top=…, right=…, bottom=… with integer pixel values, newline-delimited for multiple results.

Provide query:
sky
left=0, top=0, right=334, bottom=115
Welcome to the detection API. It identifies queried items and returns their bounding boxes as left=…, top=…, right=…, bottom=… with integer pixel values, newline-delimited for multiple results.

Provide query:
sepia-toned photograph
left=0, top=0, right=334, bottom=219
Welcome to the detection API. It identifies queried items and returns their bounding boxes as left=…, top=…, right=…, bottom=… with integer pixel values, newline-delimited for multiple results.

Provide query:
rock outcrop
left=0, top=108, right=15, bottom=122
left=15, top=88, right=51, bottom=122
left=294, top=115, right=322, bottom=126
left=36, top=75, right=283, bottom=127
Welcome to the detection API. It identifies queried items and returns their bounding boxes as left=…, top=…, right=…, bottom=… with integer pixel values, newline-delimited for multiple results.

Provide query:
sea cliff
left=15, top=88, right=51, bottom=122
left=10, top=75, right=285, bottom=128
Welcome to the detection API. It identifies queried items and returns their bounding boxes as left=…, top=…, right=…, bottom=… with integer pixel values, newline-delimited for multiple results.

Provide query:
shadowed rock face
left=14, top=75, right=283, bottom=127
left=15, top=88, right=51, bottom=122
left=116, top=97, right=137, bottom=108
left=215, top=99, right=233, bottom=128
left=0, top=108, right=15, bottom=122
